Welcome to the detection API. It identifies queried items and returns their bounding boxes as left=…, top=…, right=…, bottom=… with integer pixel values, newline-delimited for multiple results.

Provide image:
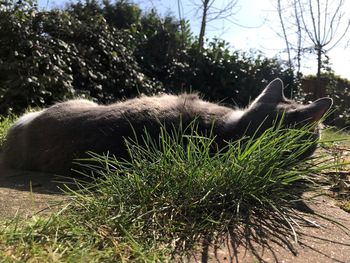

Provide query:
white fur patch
left=13, top=111, right=43, bottom=128
left=226, top=110, right=244, bottom=123
left=66, top=99, right=98, bottom=108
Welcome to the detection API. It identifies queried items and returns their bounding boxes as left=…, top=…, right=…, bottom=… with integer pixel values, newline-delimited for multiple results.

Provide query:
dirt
left=0, top=165, right=349, bottom=263
left=0, top=167, right=66, bottom=218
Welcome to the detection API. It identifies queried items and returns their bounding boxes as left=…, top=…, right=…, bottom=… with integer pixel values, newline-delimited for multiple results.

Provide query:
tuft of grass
left=0, top=122, right=348, bottom=261
left=318, top=128, right=350, bottom=199
left=321, top=128, right=350, bottom=146
left=0, top=214, right=166, bottom=262
left=341, top=201, right=350, bottom=212
left=63, top=122, right=343, bottom=251
left=0, top=115, right=15, bottom=147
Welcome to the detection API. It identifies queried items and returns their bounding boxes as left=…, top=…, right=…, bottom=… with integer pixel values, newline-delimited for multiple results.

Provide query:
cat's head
left=235, top=78, right=333, bottom=159
left=246, top=78, right=332, bottom=128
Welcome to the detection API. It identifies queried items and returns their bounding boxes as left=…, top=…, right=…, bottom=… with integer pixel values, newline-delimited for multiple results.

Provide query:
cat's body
left=2, top=79, right=332, bottom=174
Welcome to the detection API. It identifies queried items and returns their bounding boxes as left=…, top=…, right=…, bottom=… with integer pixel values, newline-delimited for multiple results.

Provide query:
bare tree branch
left=276, top=0, right=350, bottom=81
left=277, top=0, right=292, bottom=67
left=188, top=0, right=239, bottom=50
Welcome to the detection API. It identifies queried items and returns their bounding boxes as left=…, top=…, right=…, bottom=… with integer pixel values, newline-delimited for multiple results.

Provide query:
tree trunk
left=316, top=45, right=322, bottom=94
left=316, top=45, right=322, bottom=81
left=198, top=0, right=209, bottom=51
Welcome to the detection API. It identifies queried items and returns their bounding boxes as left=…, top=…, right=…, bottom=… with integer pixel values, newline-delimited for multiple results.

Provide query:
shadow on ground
left=181, top=193, right=350, bottom=263
left=0, top=161, right=74, bottom=218
left=0, top=152, right=91, bottom=194
left=0, top=167, right=65, bottom=194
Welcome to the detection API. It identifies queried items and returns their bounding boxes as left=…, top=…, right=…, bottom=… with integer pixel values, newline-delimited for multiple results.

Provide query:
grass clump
left=341, top=201, right=350, bottom=212
left=0, top=214, right=166, bottom=262
left=0, top=122, right=346, bottom=261
left=0, top=115, right=15, bottom=146
left=321, top=128, right=350, bottom=145
left=63, top=123, right=334, bottom=252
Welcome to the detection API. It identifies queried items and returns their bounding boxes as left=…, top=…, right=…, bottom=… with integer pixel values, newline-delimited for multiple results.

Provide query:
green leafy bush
left=0, top=0, right=161, bottom=114
left=0, top=0, right=296, bottom=115
left=167, top=40, right=296, bottom=107
left=0, top=2, right=74, bottom=113
left=302, top=73, right=350, bottom=129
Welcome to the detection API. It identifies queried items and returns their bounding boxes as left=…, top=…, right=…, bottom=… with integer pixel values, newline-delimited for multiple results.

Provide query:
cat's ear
left=302, top=97, right=333, bottom=122
left=251, top=78, right=285, bottom=104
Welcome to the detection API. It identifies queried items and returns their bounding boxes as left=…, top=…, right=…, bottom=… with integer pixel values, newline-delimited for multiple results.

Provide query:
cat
left=2, top=78, right=332, bottom=175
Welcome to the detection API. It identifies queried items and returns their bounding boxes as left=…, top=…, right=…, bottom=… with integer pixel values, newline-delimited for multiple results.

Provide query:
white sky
left=38, top=0, right=350, bottom=79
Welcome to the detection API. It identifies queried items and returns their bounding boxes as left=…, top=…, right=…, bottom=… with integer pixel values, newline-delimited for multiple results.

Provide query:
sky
left=37, top=0, right=350, bottom=79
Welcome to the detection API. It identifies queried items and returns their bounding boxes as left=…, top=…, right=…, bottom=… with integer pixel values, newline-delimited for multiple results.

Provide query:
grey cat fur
left=2, top=78, right=332, bottom=175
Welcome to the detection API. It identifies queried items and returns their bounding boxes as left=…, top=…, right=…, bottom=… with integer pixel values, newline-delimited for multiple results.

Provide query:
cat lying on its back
left=2, top=78, right=332, bottom=175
